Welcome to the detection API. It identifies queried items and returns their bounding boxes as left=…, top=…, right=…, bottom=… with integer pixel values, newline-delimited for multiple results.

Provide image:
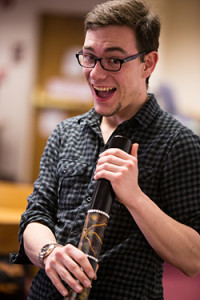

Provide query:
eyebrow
left=83, top=46, right=127, bottom=55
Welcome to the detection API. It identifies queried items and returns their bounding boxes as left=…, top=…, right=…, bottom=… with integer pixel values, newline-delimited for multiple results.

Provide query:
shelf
left=33, top=89, right=93, bottom=112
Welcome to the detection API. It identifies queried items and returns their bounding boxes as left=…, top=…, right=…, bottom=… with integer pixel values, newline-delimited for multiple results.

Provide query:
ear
left=142, top=51, right=159, bottom=79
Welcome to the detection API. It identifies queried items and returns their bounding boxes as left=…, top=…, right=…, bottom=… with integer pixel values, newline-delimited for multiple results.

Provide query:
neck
left=100, top=117, right=118, bottom=144
left=100, top=93, right=149, bottom=143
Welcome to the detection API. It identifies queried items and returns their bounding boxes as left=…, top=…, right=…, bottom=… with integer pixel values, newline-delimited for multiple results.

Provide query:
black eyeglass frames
left=75, top=51, right=146, bottom=72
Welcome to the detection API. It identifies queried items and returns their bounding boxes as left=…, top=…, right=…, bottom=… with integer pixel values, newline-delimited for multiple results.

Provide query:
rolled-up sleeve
left=10, top=123, right=63, bottom=264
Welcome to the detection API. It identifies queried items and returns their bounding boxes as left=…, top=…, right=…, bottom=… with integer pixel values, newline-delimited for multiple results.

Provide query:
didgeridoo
left=67, top=135, right=132, bottom=300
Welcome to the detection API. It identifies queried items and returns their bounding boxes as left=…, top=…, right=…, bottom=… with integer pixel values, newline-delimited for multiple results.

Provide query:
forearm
left=23, top=222, right=57, bottom=268
left=128, top=192, right=200, bottom=277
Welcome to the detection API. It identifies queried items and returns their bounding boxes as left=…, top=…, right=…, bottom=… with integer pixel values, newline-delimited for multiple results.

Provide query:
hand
left=94, top=143, right=141, bottom=210
left=44, top=244, right=96, bottom=297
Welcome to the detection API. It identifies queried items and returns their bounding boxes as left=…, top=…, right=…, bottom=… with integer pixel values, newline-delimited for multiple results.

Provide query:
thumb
left=131, top=143, right=139, bottom=158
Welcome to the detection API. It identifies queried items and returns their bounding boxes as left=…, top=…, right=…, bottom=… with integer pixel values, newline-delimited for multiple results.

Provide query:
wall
left=0, top=0, right=105, bottom=182
left=160, top=0, right=200, bottom=116
left=0, top=0, right=199, bottom=182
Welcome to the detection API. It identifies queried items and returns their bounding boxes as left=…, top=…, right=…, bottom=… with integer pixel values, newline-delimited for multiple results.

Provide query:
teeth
left=94, top=86, right=114, bottom=91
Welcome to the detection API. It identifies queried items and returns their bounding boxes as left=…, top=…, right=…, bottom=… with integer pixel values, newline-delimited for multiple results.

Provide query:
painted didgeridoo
left=67, top=135, right=132, bottom=300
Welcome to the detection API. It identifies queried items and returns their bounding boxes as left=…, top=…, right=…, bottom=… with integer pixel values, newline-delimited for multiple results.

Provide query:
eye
left=83, top=54, right=95, bottom=63
left=107, top=57, right=121, bottom=65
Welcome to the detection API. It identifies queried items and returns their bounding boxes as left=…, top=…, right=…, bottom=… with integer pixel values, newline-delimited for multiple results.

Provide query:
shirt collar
left=133, top=93, right=160, bottom=129
left=77, top=108, right=103, bottom=142
left=77, top=93, right=160, bottom=130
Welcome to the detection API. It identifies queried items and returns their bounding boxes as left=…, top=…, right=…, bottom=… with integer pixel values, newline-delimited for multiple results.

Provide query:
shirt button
left=86, top=196, right=92, bottom=202
left=72, top=231, right=78, bottom=237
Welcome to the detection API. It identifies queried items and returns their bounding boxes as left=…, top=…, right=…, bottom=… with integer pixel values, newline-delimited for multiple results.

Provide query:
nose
left=89, top=60, right=108, bottom=80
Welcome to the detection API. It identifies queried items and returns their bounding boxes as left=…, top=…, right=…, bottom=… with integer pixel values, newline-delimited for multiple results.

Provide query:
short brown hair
left=85, top=0, right=160, bottom=53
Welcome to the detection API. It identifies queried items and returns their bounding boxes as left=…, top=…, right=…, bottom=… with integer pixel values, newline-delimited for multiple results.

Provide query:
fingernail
left=89, top=271, right=95, bottom=279
left=84, top=280, right=91, bottom=288
left=75, top=285, right=82, bottom=293
left=62, top=290, right=68, bottom=296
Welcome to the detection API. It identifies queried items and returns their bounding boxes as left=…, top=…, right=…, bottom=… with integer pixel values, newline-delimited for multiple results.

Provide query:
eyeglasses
left=76, top=50, right=146, bottom=72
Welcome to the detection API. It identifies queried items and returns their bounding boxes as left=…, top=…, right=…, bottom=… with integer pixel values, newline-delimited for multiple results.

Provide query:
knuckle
left=45, top=265, right=51, bottom=275
left=59, top=268, right=67, bottom=280
left=126, top=159, right=135, bottom=169
left=49, top=255, right=57, bottom=266
left=72, top=264, right=81, bottom=276
left=64, top=243, right=73, bottom=253
left=54, top=249, right=62, bottom=260
left=115, top=149, right=121, bottom=155
left=66, top=259, right=76, bottom=272
left=105, top=162, right=110, bottom=168
left=115, top=173, right=122, bottom=182
left=79, top=252, right=85, bottom=262
left=77, top=251, right=86, bottom=263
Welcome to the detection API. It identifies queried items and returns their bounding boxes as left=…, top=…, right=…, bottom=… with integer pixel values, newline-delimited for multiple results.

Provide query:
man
left=11, top=0, right=200, bottom=299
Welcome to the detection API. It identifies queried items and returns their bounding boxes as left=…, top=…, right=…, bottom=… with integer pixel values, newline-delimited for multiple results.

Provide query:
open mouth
left=93, top=86, right=116, bottom=99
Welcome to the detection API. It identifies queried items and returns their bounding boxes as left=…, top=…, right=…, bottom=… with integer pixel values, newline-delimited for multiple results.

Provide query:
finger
left=99, top=148, right=129, bottom=159
left=57, top=264, right=85, bottom=294
left=95, top=159, right=124, bottom=174
left=45, top=252, right=89, bottom=295
left=97, top=153, right=127, bottom=169
left=62, top=254, right=92, bottom=289
left=131, top=143, right=139, bottom=158
left=45, top=265, right=69, bottom=297
left=45, top=244, right=93, bottom=294
left=64, top=244, right=95, bottom=280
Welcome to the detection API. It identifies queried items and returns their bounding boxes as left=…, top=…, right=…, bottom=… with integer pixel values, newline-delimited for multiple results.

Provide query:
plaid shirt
left=11, top=94, right=200, bottom=300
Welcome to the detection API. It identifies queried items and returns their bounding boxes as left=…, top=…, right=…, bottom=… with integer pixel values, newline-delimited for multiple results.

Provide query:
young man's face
left=82, top=25, right=150, bottom=122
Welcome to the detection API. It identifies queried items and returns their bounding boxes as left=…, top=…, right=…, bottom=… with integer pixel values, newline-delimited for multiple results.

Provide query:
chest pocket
left=57, top=158, right=89, bottom=209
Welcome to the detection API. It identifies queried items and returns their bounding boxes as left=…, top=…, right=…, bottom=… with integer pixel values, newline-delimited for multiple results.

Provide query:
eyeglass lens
left=78, top=54, right=121, bottom=71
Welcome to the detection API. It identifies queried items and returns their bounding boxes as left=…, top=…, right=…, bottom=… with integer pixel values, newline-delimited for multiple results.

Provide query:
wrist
left=126, top=189, right=148, bottom=213
left=38, top=243, right=62, bottom=268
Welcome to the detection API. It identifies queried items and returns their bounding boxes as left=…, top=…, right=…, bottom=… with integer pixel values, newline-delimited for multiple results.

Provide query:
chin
left=94, top=102, right=121, bottom=117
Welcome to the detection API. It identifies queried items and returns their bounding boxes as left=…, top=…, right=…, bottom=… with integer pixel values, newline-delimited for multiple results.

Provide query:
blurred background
left=0, top=0, right=200, bottom=183
left=0, top=0, right=200, bottom=299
